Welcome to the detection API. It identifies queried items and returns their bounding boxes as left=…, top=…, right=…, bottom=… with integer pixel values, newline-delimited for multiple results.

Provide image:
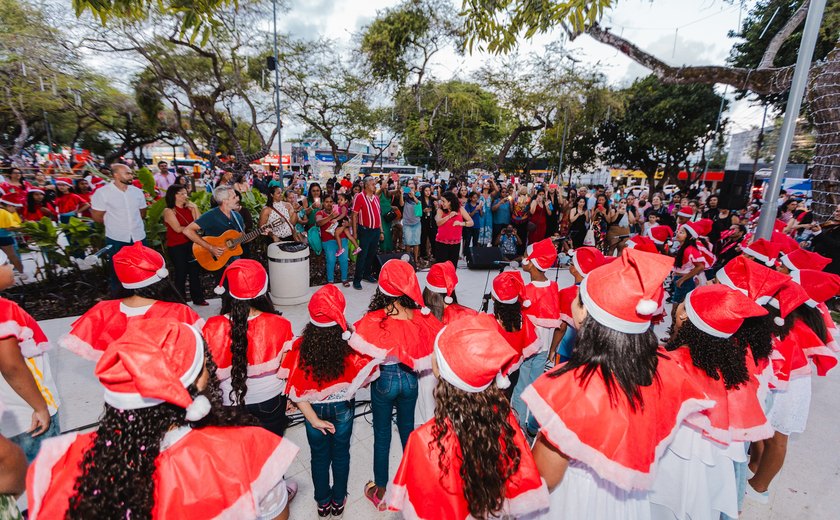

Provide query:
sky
left=275, top=0, right=771, bottom=137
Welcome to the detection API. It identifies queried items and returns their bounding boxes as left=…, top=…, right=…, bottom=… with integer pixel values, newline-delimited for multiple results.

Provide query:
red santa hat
left=54, top=177, right=74, bottom=187
left=770, top=231, right=799, bottom=254
left=425, top=261, right=458, bottom=304
left=95, top=319, right=211, bottom=421
left=715, top=256, right=789, bottom=306
left=491, top=271, right=531, bottom=307
left=0, top=194, right=22, bottom=207
left=433, top=314, right=520, bottom=391
left=779, top=248, right=831, bottom=272
left=113, top=242, right=169, bottom=289
left=740, top=238, right=782, bottom=267
left=28, top=188, right=45, bottom=195
left=379, top=259, right=430, bottom=315
left=214, top=259, right=268, bottom=299
left=768, top=279, right=810, bottom=325
left=684, top=285, right=768, bottom=338
left=684, top=218, right=712, bottom=239
left=625, top=235, right=659, bottom=254
left=522, top=238, right=557, bottom=271
left=571, top=246, right=607, bottom=276
left=647, top=225, right=673, bottom=245
left=774, top=219, right=787, bottom=232
left=579, top=248, right=674, bottom=333
left=309, top=284, right=351, bottom=340
left=676, top=207, right=694, bottom=219
left=790, top=269, right=840, bottom=308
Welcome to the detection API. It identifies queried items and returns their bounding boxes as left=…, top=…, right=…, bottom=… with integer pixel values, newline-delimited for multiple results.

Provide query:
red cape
left=771, top=319, right=837, bottom=388
left=492, top=314, right=541, bottom=363
left=59, top=300, right=204, bottom=361
left=818, top=302, right=839, bottom=353
left=523, top=281, right=563, bottom=329
left=202, top=313, right=294, bottom=381
left=557, top=285, right=579, bottom=327
left=521, top=353, right=714, bottom=491
left=282, top=337, right=380, bottom=402
left=442, top=303, right=478, bottom=325
left=349, top=310, right=443, bottom=371
left=387, top=413, right=549, bottom=519
left=668, top=348, right=772, bottom=444
left=27, top=426, right=299, bottom=519
left=0, top=297, right=51, bottom=357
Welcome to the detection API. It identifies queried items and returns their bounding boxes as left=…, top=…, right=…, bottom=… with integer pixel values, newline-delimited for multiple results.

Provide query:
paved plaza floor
left=35, top=263, right=839, bottom=519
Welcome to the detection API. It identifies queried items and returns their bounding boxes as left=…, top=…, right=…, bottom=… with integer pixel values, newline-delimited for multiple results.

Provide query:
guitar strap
left=270, top=205, right=294, bottom=236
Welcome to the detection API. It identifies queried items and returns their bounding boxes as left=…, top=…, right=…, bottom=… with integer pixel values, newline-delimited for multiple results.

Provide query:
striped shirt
left=353, top=192, right=381, bottom=229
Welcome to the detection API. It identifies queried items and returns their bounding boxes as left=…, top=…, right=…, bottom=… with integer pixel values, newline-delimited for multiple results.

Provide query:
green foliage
left=461, top=0, right=615, bottom=54
left=16, top=217, right=105, bottom=281
left=361, top=2, right=432, bottom=85
left=239, top=188, right=266, bottom=222
left=598, top=75, right=726, bottom=188
left=190, top=190, right=213, bottom=213
left=136, top=167, right=156, bottom=196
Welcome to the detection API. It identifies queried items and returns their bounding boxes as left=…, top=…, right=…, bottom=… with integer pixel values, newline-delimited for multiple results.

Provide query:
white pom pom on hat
left=444, top=296, right=453, bottom=304
left=214, top=285, right=226, bottom=295
left=635, top=299, right=658, bottom=316
left=156, top=267, right=169, bottom=279
left=184, top=395, right=211, bottom=422
left=421, top=306, right=431, bottom=315
left=341, top=330, right=352, bottom=341
left=774, top=316, right=785, bottom=326
left=495, top=372, right=511, bottom=390
left=522, top=299, right=532, bottom=308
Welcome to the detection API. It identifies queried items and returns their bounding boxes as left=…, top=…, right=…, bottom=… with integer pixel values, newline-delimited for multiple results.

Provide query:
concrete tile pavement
left=36, top=264, right=838, bottom=519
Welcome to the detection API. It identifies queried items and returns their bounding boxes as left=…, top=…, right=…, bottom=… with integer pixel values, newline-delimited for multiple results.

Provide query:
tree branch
left=760, top=0, right=810, bottom=69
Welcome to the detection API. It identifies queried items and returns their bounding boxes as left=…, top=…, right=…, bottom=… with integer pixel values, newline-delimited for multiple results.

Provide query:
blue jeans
left=244, top=393, right=288, bottom=437
left=322, top=239, right=349, bottom=283
left=305, top=400, right=355, bottom=507
left=354, top=226, right=381, bottom=285
left=670, top=274, right=696, bottom=304
left=557, top=325, right=577, bottom=362
left=10, top=413, right=60, bottom=463
left=510, top=353, right=546, bottom=433
left=371, top=364, right=418, bottom=487
left=106, top=237, right=146, bottom=297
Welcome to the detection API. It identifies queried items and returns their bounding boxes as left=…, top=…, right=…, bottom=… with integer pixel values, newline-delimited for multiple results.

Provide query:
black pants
left=354, top=225, right=381, bottom=284
left=420, top=219, right=436, bottom=258
left=513, top=221, right=529, bottom=255
left=244, top=393, right=289, bottom=437
left=434, top=241, right=460, bottom=269
left=167, top=242, right=206, bottom=303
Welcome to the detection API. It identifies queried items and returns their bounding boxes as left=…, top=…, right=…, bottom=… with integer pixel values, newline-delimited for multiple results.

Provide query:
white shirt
left=91, top=182, right=147, bottom=242
left=155, top=171, right=177, bottom=190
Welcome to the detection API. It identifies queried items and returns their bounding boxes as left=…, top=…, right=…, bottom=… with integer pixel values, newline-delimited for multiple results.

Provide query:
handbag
left=583, top=228, right=596, bottom=246
left=270, top=205, right=306, bottom=243
left=383, top=209, right=398, bottom=223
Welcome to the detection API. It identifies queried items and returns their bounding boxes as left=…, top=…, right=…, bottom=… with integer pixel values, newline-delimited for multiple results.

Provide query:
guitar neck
left=231, top=228, right=262, bottom=247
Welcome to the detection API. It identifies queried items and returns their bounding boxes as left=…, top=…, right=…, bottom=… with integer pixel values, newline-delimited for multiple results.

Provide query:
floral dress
left=478, top=194, right=493, bottom=246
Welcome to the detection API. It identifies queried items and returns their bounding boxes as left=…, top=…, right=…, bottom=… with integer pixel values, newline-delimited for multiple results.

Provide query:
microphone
left=493, top=260, right=519, bottom=268
left=83, top=244, right=113, bottom=266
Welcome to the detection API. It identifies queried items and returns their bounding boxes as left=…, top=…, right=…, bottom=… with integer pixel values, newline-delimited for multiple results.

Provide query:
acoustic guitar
left=193, top=226, right=268, bottom=271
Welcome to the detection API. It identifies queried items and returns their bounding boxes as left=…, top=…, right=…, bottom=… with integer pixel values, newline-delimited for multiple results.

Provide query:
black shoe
left=363, top=276, right=377, bottom=283
left=331, top=499, right=346, bottom=518
left=317, top=502, right=331, bottom=517
left=353, top=283, right=363, bottom=290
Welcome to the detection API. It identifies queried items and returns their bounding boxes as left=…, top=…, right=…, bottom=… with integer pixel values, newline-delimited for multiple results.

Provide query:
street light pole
left=755, top=0, right=827, bottom=240
left=272, top=0, right=284, bottom=185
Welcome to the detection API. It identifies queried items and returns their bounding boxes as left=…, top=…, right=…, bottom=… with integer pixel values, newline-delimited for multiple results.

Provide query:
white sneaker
left=745, top=482, right=769, bottom=504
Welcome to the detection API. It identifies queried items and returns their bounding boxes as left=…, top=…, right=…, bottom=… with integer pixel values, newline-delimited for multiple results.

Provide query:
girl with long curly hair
left=202, top=260, right=293, bottom=436
left=26, top=319, right=299, bottom=520
left=650, top=285, right=770, bottom=520
left=422, top=261, right=477, bottom=324
left=347, top=259, right=443, bottom=511
left=58, top=242, right=202, bottom=362
left=523, top=248, right=715, bottom=517
left=488, top=270, right=539, bottom=400
left=387, top=314, right=549, bottom=519
left=281, top=284, right=379, bottom=517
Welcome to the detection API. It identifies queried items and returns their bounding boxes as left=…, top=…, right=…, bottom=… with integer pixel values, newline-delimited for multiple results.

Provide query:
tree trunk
left=808, top=41, right=840, bottom=220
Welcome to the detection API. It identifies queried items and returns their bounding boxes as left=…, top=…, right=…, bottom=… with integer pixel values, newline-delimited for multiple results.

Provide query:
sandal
left=342, top=280, right=351, bottom=288
left=364, top=481, right=386, bottom=511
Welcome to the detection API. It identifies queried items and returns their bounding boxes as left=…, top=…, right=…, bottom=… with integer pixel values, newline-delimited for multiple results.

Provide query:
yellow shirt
left=0, top=208, right=21, bottom=229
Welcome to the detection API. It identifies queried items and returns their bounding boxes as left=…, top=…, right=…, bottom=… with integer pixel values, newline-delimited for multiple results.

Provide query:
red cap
left=770, top=231, right=799, bottom=254
left=647, top=225, right=673, bottom=245
left=54, top=177, right=73, bottom=187
left=579, top=248, right=674, bottom=333
left=768, top=279, right=810, bottom=325
left=684, top=285, right=768, bottom=338
left=214, top=259, right=268, bottom=300
left=379, top=259, right=429, bottom=315
left=683, top=218, right=712, bottom=238
left=95, top=319, right=210, bottom=421
left=571, top=246, right=607, bottom=276
left=0, top=194, right=22, bottom=207
left=426, top=262, right=458, bottom=304
left=113, top=242, right=169, bottom=289
left=740, top=238, right=782, bottom=267
left=434, top=314, right=520, bottom=391
left=779, top=248, right=831, bottom=272
left=522, top=238, right=557, bottom=271
left=676, top=207, right=694, bottom=219
left=28, top=188, right=45, bottom=195
left=790, top=269, right=840, bottom=307
left=309, top=284, right=351, bottom=340
left=715, top=256, right=789, bottom=305
left=491, top=271, right=531, bottom=307
left=773, top=219, right=787, bottom=232
left=625, top=235, right=659, bottom=254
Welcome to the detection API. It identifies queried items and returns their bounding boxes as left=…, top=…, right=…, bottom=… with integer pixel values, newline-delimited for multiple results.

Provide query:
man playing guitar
left=182, top=186, right=247, bottom=275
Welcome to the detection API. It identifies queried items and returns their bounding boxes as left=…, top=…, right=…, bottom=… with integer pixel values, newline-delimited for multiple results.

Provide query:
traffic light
left=266, top=56, right=276, bottom=71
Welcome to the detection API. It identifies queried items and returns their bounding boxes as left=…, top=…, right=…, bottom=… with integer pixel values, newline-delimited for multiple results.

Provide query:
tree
left=459, top=0, right=840, bottom=218
left=598, top=76, right=727, bottom=191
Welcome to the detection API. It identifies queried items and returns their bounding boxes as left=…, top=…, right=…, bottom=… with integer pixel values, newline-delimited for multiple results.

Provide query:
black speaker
left=374, top=252, right=414, bottom=275
left=467, top=246, right=504, bottom=270
left=719, top=170, right=754, bottom=210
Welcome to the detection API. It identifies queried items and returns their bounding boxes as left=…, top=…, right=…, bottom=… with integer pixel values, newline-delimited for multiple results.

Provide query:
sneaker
left=336, top=247, right=345, bottom=257
left=331, top=499, right=347, bottom=518
left=745, top=481, right=769, bottom=504
left=317, top=502, right=331, bottom=518
left=193, top=301, right=210, bottom=307
left=354, top=247, right=362, bottom=255
left=363, top=276, right=377, bottom=283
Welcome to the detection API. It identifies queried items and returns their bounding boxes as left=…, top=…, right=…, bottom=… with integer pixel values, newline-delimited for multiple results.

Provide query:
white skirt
left=414, top=369, right=437, bottom=428
left=767, top=375, right=812, bottom=435
left=539, top=460, right=651, bottom=520
left=649, top=423, right=739, bottom=520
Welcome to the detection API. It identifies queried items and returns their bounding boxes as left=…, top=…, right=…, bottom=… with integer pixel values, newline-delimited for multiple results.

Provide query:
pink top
left=436, top=212, right=463, bottom=244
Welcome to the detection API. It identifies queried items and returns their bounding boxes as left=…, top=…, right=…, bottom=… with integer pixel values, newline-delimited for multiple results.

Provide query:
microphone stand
left=479, top=262, right=507, bottom=313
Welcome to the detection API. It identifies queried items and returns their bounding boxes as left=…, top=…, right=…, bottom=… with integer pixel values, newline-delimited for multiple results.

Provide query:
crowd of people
left=0, top=158, right=838, bottom=519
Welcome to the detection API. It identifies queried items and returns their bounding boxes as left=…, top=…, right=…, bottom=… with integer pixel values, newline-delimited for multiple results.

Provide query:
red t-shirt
left=54, top=193, right=85, bottom=214
left=352, top=192, right=381, bottom=229
left=165, top=206, right=195, bottom=247
left=316, top=210, right=336, bottom=242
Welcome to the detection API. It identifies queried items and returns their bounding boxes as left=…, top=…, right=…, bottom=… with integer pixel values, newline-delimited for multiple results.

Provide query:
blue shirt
left=492, top=198, right=511, bottom=225
left=195, top=207, right=245, bottom=237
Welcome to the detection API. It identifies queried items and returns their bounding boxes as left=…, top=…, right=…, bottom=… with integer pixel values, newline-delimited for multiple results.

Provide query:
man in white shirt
left=91, top=163, right=148, bottom=297
left=154, top=161, right=177, bottom=190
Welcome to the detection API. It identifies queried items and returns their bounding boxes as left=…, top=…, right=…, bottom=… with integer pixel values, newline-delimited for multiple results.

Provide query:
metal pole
left=755, top=0, right=826, bottom=240
left=272, top=0, right=284, bottom=185
left=702, top=86, right=727, bottom=185
left=557, top=108, right=569, bottom=184
left=751, top=104, right=768, bottom=174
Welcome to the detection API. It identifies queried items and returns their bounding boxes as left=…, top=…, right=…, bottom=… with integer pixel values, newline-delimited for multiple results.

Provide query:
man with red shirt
left=352, top=177, right=382, bottom=290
